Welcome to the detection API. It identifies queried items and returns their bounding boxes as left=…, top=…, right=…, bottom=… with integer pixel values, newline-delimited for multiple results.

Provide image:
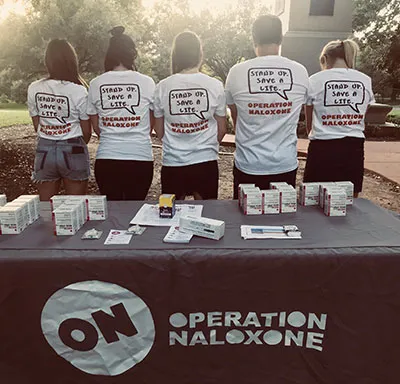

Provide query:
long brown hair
left=320, top=39, right=359, bottom=69
left=45, top=39, right=86, bottom=86
left=171, top=31, right=203, bottom=74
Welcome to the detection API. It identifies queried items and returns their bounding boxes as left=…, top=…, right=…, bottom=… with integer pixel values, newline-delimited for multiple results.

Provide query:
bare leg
left=37, top=180, right=61, bottom=201
left=354, top=192, right=359, bottom=198
left=63, top=178, right=88, bottom=195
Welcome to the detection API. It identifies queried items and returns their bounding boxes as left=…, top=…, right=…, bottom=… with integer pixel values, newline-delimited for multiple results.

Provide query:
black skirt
left=303, top=137, right=365, bottom=193
left=161, top=160, right=219, bottom=200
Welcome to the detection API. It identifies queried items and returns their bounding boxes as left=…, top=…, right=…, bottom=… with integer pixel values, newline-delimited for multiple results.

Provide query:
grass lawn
left=388, top=108, right=400, bottom=118
left=0, top=103, right=31, bottom=128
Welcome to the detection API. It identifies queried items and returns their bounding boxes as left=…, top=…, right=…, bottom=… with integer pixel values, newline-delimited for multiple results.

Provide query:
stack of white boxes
left=0, top=195, right=40, bottom=234
left=270, top=183, right=297, bottom=213
left=299, top=182, right=354, bottom=217
left=51, top=195, right=108, bottom=236
left=238, top=182, right=296, bottom=215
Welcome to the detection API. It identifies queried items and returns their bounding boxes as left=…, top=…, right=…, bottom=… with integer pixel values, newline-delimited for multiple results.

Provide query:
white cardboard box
left=0, top=205, right=25, bottom=234
left=243, top=190, right=263, bottom=215
left=319, top=183, right=336, bottom=208
left=261, top=190, right=280, bottom=214
left=270, top=182, right=289, bottom=190
left=14, top=197, right=37, bottom=223
left=17, top=195, right=40, bottom=221
left=87, top=196, right=108, bottom=220
left=5, top=202, right=29, bottom=229
left=324, top=188, right=347, bottom=217
left=53, top=206, right=80, bottom=235
left=276, top=186, right=297, bottom=213
left=299, top=182, right=320, bottom=206
left=238, top=184, right=256, bottom=207
left=180, top=215, right=225, bottom=240
left=335, top=181, right=354, bottom=205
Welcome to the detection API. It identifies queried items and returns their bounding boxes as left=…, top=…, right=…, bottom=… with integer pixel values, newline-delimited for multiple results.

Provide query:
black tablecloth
left=0, top=199, right=399, bottom=383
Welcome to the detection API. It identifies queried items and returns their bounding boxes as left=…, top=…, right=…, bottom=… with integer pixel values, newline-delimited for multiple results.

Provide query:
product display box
left=159, top=194, right=176, bottom=219
left=324, top=188, right=347, bottom=217
left=299, top=182, right=320, bottom=206
left=180, top=215, right=225, bottom=241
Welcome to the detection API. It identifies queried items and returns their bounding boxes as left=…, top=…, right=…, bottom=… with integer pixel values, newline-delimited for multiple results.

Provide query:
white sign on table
left=130, top=204, right=203, bottom=227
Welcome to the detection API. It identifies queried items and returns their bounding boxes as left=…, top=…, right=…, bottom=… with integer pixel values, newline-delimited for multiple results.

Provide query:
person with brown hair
left=87, top=26, right=155, bottom=201
left=303, top=39, right=375, bottom=197
left=153, top=31, right=227, bottom=200
left=27, top=39, right=91, bottom=201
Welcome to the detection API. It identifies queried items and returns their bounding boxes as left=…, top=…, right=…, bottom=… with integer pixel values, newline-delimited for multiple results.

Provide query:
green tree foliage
left=354, top=0, right=400, bottom=101
left=0, top=0, right=271, bottom=102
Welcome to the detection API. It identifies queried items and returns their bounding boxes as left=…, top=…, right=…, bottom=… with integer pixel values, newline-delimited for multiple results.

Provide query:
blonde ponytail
left=320, top=39, right=359, bottom=69
left=342, top=39, right=359, bottom=69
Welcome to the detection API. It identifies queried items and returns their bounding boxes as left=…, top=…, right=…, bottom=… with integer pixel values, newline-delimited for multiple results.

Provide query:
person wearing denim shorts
left=27, top=39, right=91, bottom=201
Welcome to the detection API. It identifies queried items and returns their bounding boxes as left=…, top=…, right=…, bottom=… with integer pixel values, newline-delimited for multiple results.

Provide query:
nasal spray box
left=335, top=182, right=354, bottom=205
left=16, top=195, right=40, bottom=222
left=180, top=215, right=225, bottom=240
left=324, top=187, right=347, bottom=217
left=4, top=202, right=29, bottom=230
left=276, top=185, right=297, bottom=213
left=86, top=196, right=108, bottom=220
left=242, top=188, right=263, bottom=215
left=319, top=183, right=336, bottom=208
left=261, top=190, right=280, bottom=214
left=299, top=182, right=320, bottom=206
left=0, top=205, right=25, bottom=234
left=159, top=194, right=176, bottom=219
left=53, top=205, right=80, bottom=235
left=238, top=184, right=255, bottom=207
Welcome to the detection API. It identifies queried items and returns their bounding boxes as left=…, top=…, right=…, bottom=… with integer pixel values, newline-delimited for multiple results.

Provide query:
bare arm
left=228, top=104, right=238, bottom=132
left=31, top=116, right=39, bottom=133
left=304, top=105, right=313, bottom=136
left=215, top=115, right=227, bottom=143
left=153, top=116, right=165, bottom=139
left=80, top=119, right=92, bottom=144
left=89, top=114, right=100, bottom=138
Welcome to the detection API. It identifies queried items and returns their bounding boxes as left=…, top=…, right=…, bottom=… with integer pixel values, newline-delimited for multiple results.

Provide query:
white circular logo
left=41, top=281, right=155, bottom=376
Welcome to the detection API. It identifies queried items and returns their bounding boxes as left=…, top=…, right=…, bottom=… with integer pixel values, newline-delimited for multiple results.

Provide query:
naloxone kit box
left=179, top=215, right=225, bottom=240
left=159, top=194, right=176, bottom=219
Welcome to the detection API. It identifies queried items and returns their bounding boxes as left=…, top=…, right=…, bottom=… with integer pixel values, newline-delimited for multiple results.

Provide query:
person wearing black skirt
left=303, top=39, right=375, bottom=197
left=153, top=31, right=227, bottom=200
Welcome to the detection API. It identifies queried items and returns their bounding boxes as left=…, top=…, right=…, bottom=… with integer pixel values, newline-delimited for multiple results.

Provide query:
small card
left=163, top=226, right=193, bottom=244
left=104, top=230, right=133, bottom=245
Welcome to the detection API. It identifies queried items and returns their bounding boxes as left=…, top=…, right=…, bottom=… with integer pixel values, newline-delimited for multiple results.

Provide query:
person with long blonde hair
left=303, top=39, right=375, bottom=197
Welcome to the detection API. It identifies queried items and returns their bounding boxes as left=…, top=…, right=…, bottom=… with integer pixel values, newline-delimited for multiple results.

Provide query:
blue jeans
left=32, top=137, right=90, bottom=183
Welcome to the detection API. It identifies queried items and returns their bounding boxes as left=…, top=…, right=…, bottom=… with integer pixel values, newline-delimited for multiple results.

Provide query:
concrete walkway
left=222, top=135, right=400, bottom=185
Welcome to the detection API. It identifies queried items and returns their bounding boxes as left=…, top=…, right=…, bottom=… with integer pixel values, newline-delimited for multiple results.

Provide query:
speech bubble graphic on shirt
left=169, top=88, right=210, bottom=120
left=324, top=80, right=366, bottom=113
left=100, top=84, right=141, bottom=115
left=248, top=68, right=293, bottom=100
left=35, top=93, right=70, bottom=124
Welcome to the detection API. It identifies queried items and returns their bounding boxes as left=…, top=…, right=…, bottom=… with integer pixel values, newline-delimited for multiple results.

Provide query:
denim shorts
left=32, top=137, right=90, bottom=183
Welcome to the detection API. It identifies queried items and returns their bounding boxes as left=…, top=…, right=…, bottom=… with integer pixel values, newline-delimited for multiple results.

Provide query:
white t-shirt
left=307, top=68, right=375, bottom=140
left=27, top=79, right=88, bottom=140
left=225, top=56, right=309, bottom=175
left=153, top=73, right=226, bottom=167
left=87, top=70, right=155, bottom=161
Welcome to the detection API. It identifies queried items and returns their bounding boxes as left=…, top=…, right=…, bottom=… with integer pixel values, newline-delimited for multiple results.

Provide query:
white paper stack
left=163, top=226, right=193, bottom=244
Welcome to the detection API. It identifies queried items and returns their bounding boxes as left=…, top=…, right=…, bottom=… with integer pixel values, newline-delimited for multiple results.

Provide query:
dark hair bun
left=110, top=26, right=125, bottom=37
